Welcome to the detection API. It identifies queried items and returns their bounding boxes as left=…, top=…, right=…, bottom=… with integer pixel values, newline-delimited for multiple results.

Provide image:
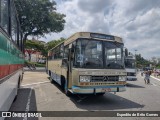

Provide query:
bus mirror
left=70, top=44, right=75, bottom=60
left=69, top=43, right=75, bottom=53
left=71, top=44, right=75, bottom=53
left=71, top=51, right=74, bottom=60
left=62, top=58, right=68, bottom=66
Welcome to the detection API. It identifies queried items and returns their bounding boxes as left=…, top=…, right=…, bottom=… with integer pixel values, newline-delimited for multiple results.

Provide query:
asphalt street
left=6, top=68, right=160, bottom=120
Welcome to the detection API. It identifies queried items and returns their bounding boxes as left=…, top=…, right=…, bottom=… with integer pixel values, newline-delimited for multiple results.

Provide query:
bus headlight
left=119, top=76, right=126, bottom=81
left=79, top=76, right=91, bottom=82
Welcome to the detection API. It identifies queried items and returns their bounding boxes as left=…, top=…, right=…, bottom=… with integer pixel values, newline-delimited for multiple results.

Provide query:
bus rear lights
left=79, top=76, right=91, bottom=82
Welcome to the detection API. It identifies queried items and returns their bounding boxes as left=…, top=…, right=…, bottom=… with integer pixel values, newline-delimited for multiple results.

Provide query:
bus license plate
left=102, top=88, right=111, bottom=92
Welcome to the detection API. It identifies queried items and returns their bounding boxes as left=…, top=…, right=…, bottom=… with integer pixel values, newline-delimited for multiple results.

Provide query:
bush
left=24, top=60, right=46, bottom=67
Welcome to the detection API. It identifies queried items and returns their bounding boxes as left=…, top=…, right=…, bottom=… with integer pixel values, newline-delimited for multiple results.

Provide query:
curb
left=150, top=76, right=160, bottom=82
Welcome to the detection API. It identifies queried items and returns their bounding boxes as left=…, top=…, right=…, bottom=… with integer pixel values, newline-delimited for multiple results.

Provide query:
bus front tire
left=49, top=70, right=51, bottom=76
left=49, top=75, right=54, bottom=83
left=61, top=76, right=65, bottom=91
left=64, top=89, right=71, bottom=96
left=61, top=76, right=71, bottom=96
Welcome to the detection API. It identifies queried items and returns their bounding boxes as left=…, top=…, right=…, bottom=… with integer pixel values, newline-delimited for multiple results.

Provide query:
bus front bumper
left=71, top=85, right=126, bottom=94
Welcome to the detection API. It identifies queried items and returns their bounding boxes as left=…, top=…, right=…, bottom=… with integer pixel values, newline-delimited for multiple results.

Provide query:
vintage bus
left=125, top=53, right=137, bottom=80
left=46, top=32, right=127, bottom=95
left=0, top=0, right=24, bottom=114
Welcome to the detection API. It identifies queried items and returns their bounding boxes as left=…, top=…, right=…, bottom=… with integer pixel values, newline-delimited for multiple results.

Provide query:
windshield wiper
left=107, top=62, right=123, bottom=69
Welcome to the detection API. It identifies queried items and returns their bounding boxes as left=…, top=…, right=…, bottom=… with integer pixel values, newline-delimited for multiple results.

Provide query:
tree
left=135, top=54, right=151, bottom=68
left=151, top=57, right=157, bottom=65
left=25, top=40, right=47, bottom=61
left=46, top=37, right=65, bottom=50
left=25, top=38, right=65, bottom=61
left=14, top=0, right=65, bottom=42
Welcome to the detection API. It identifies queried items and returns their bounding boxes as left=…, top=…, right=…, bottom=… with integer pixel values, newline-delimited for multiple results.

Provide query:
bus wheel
left=49, top=70, right=51, bottom=76
left=64, top=88, right=71, bottom=96
left=61, top=76, right=71, bottom=96
left=50, top=77, right=53, bottom=83
left=61, top=76, right=65, bottom=90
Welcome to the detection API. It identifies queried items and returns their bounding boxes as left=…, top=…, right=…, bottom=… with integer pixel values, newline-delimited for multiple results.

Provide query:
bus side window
left=51, top=50, right=55, bottom=60
left=0, top=0, right=9, bottom=33
left=11, top=3, right=18, bottom=44
left=62, top=45, right=68, bottom=67
left=20, top=33, right=24, bottom=51
left=59, top=44, right=64, bottom=59
left=54, top=47, right=59, bottom=59
left=18, top=26, right=22, bottom=48
left=64, top=45, right=69, bottom=59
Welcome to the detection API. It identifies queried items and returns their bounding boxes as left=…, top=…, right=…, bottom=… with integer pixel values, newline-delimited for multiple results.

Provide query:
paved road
left=6, top=69, right=160, bottom=120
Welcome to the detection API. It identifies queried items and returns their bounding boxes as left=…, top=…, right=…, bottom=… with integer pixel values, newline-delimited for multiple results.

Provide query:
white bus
left=0, top=0, right=24, bottom=118
left=125, top=53, right=137, bottom=80
left=47, top=32, right=127, bottom=95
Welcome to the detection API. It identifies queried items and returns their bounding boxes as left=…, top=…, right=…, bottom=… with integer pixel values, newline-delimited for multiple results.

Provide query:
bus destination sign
left=90, top=33, right=115, bottom=40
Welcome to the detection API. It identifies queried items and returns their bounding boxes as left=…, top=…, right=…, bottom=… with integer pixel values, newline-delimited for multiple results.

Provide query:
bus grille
left=127, top=72, right=136, bottom=76
left=91, top=76, right=119, bottom=82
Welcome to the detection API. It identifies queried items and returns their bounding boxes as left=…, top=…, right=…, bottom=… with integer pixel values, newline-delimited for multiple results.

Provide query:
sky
left=41, top=0, right=160, bottom=59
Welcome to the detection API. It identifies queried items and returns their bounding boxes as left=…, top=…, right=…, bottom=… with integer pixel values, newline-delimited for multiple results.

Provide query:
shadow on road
left=126, top=83, right=145, bottom=88
left=50, top=79, right=144, bottom=111
left=49, top=77, right=65, bottom=94
left=69, top=93, right=144, bottom=111
left=6, top=88, right=38, bottom=120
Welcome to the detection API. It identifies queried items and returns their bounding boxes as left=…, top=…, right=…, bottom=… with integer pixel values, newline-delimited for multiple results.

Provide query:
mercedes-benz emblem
left=103, top=76, right=109, bottom=81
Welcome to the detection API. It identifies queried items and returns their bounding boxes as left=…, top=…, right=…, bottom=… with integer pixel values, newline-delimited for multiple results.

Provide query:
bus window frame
left=72, top=38, right=124, bottom=69
left=0, top=0, right=10, bottom=36
left=73, top=38, right=104, bottom=69
left=0, top=0, right=24, bottom=53
left=51, top=43, right=64, bottom=60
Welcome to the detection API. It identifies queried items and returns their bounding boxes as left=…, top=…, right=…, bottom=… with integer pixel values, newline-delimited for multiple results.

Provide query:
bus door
left=67, top=45, right=74, bottom=89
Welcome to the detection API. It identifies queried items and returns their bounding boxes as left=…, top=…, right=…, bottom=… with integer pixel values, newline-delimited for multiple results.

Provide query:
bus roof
left=64, top=32, right=123, bottom=46
left=49, top=32, right=123, bottom=51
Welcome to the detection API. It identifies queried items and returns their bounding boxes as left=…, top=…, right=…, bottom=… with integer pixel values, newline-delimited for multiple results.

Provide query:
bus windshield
left=105, top=42, right=124, bottom=69
left=125, top=59, right=136, bottom=68
left=74, top=39, right=124, bottom=69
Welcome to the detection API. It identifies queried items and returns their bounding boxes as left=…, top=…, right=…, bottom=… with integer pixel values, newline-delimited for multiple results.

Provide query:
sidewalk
left=150, top=75, right=160, bottom=82
left=139, top=72, right=160, bottom=82
left=21, top=68, right=49, bottom=87
left=21, top=67, right=50, bottom=87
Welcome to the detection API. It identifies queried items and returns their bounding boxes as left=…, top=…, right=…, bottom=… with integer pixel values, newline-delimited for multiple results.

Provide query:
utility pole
left=135, top=49, right=137, bottom=69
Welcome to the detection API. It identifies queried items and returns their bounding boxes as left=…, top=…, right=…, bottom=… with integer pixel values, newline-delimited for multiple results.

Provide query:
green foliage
left=25, top=40, right=47, bottom=56
left=14, top=0, right=65, bottom=41
left=25, top=60, right=46, bottom=67
left=25, top=38, right=65, bottom=57
left=46, top=37, right=65, bottom=50
left=156, top=65, right=160, bottom=69
left=136, top=54, right=151, bottom=68
left=25, top=40, right=42, bottom=49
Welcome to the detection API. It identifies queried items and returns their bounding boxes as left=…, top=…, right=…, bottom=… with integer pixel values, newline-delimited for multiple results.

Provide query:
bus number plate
left=102, top=88, right=111, bottom=92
